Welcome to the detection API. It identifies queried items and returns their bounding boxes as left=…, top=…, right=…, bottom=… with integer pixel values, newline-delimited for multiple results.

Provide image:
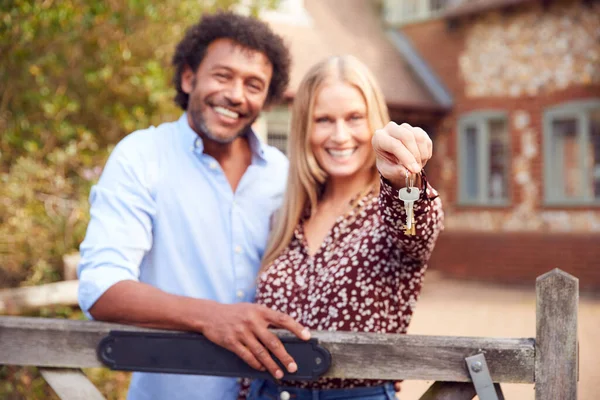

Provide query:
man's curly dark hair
left=172, top=11, right=291, bottom=110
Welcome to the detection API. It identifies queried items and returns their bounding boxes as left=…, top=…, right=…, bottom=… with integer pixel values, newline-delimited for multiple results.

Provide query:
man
left=77, top=12, right=309, bottom=400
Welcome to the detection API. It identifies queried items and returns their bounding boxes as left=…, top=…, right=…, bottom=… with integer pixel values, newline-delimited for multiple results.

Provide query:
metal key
left=398, top=172, right=420, bottom=235
left=398, top=186, right=420, bottom=233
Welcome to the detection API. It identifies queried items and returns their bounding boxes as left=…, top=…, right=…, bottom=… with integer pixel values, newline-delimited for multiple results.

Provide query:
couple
left=77, top=11, right=444, bottom=400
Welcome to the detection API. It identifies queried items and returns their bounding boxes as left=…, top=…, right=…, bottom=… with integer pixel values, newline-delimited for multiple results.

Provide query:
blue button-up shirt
left=77, top=113, right=288, bottom=400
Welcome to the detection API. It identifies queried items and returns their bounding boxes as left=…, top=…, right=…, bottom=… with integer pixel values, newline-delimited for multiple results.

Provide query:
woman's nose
left=331, top=120, right=350, bottom=142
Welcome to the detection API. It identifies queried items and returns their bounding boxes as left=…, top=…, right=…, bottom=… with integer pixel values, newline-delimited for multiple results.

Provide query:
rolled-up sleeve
left=77, top=136, right=157, bottom=319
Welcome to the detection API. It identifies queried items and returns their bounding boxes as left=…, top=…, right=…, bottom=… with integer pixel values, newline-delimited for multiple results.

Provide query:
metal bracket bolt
left=470, top=360, right=482, bottom=373
left=465, top=353, right=500, bottom=400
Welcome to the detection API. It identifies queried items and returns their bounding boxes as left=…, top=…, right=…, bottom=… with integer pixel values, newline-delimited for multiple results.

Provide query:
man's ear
left=181, top=65, right=195, bottom=94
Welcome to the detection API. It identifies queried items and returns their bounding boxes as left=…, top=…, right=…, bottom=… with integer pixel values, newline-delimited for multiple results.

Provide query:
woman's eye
left=315, top=117, right=331, bottom=123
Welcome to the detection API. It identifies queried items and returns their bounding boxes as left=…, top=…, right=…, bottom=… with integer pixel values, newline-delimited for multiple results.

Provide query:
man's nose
left=224, top=80, right=244, bottom=105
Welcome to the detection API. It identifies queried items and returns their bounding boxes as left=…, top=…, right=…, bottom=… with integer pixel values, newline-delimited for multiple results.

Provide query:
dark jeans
left=247, top=379, right=397, bottom=400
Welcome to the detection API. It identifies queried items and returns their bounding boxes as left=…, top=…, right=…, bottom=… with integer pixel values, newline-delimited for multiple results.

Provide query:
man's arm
left=78, top=134, right=307, bottom=379
left=90, top=280, right=309, bottom=379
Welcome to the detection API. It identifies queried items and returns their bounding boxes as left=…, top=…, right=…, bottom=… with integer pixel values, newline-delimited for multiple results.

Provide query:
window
left=383, top=0, right=456, bottom=25
left=267, top=132, right=288, bottom=155
left=544, top=100, right=600, bottom=205
left=264, top=105, right=291, bottom=155
left=458, top=111, right=510, bottom=205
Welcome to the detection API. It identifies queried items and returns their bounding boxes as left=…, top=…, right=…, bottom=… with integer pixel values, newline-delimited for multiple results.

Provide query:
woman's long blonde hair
left=261, top=55, right=390, bottom=270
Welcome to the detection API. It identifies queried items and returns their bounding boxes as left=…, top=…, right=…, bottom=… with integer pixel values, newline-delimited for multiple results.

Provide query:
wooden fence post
left=535, top=268, right=578, bottom=400
left=39, top=368, right=106, bottom=400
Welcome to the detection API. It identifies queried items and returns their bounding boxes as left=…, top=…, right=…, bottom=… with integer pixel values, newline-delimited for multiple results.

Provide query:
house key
left=398, top=172, right=420, bottom=235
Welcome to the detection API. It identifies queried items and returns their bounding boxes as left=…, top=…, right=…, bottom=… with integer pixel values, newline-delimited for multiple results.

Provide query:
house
left=252, top=0, right=600, bottom=289
left=389, top=0, right=600, bottom=289
left=251, top=0, right=447, bottom=152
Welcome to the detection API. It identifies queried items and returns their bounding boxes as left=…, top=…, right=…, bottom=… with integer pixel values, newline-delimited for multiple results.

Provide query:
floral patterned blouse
left=239, top=175, right=444, bottom=396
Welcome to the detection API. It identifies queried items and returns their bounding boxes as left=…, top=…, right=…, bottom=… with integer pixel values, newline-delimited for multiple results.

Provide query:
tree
left=0, top=0, right=276, bottom=397
left=0, top=0, right=276, bottom=287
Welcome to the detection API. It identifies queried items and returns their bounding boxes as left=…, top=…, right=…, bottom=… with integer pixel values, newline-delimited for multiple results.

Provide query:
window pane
left=464, top=125, right=479, bottom=200
left=552, top=118, right=583, bottom=199
left=265, top=106, right=290, bottom=155
left=430, top=0, right=450, bottom=12
left=590, top=109, right=600, bottom=200
left=488, top=119, right=508, bottom=201
left=402, top=0, right=420, bottom=18
left=267, top=132, right=288, bottom=155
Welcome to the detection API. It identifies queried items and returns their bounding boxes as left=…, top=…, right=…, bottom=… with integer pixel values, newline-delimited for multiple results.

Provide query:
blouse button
left=279, top=391, right=291, bottom=400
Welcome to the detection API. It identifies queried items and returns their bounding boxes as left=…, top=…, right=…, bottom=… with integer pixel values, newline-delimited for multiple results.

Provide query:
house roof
left=263, top=0, right=442, bottom=111
left=443, top=0, right=537, bottom=19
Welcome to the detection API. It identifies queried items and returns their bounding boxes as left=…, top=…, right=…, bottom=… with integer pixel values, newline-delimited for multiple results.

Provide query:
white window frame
left=457, top=110, right=511, bottom=206
left=543, top=99, right=600, bottom=206
left=383, top=0, right=454, bottom=26
left=264, top=105, right=291, bottom=155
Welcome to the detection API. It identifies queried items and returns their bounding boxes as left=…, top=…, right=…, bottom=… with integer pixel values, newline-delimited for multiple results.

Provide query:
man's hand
left=200, top=302, right=311, bottom=379
left=372, top=122, right=433, bottom=187
left=88, top=282, right=309, bottom=380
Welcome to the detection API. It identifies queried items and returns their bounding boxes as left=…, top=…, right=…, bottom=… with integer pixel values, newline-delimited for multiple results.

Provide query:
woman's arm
left=372, top=121, right=444, bottom=264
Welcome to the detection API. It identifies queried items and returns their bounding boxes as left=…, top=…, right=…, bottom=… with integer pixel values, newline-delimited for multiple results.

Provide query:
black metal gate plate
left=97, top=330, right=331, bottom=381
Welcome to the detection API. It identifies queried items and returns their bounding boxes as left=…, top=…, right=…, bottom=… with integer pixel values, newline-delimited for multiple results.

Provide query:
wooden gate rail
left=0, top=268, right=578, bottom=400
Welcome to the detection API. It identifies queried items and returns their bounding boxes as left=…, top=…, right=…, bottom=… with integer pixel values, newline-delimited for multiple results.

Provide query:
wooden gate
left=0, top=269, right=578, bottom=399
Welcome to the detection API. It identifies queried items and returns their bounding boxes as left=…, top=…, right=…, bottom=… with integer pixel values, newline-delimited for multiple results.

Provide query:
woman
left=244, top=55, right=444, bottom=400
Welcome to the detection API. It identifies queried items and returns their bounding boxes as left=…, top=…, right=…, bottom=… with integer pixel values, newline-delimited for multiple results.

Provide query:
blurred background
left=1, top=0, right=599, bottom=398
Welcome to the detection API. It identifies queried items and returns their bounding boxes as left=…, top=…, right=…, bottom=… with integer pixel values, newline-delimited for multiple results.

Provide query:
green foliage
left=0, top=0, right=277, bottom=287
left=0, top=366, right=60, bottom=400
left=1, top=0, right=278, bottom=398
left=1, top=0, right=193, bottom=287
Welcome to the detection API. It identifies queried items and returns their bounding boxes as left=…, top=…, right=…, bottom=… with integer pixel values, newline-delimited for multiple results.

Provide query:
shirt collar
left=178, top=112, right=267, bottom=163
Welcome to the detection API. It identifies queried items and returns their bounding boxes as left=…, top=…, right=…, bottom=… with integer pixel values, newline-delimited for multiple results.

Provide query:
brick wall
left=401, top=0, right=600, bottom=230
left=429, top=232, right=600, bottom=290
left=402, top=18, right=464, bottom=99
left=403, top=2, right=600, bottom=215
left=435, top=85, right=600, bottom=215
left=400, top=0, right=600, bottom=289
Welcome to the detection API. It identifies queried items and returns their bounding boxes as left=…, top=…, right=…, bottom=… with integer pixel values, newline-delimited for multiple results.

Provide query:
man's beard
left=189, top=101, right=256, bottom=145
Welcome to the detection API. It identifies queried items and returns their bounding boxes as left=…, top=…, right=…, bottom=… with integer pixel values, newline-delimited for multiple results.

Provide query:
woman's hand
left=372, top=122, right=433, bottom=187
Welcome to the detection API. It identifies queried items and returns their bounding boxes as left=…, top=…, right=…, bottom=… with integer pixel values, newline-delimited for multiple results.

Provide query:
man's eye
left=247, top=83, right=262, bottom=92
